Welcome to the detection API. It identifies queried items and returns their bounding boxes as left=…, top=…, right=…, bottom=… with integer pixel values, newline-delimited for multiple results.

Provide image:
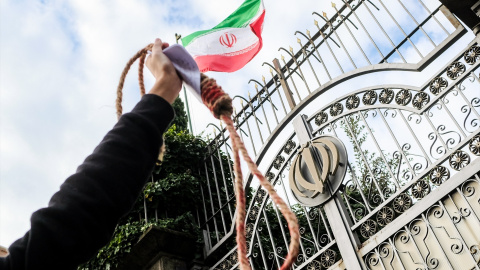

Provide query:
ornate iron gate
left=143, top=0, right=480, bottom=269
left=196, top=0, right=480, bottom=268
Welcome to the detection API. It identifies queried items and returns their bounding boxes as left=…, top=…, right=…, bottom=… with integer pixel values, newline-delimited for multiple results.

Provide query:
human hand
left=146, top=38, right=182, bottom=104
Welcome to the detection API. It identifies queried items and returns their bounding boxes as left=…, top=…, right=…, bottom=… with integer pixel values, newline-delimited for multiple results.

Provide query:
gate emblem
left=219, top=32, right=237, bottom=48
left=289, top=136, right=347, bottom=206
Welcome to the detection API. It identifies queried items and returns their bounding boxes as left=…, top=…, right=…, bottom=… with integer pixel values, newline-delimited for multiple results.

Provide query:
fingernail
left=155, top=38, right=160, bottom=42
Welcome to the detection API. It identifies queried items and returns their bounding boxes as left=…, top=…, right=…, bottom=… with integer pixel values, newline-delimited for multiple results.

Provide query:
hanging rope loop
left=116, top=44, right=299, bottom=270
left=116, top=43, right=153, bottom=119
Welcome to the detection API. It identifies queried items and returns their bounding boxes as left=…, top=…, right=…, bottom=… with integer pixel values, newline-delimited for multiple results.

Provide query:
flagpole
left=175, top=33, right=194, bottom=134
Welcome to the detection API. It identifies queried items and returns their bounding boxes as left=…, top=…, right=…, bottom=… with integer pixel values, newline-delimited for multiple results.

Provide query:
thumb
left=152, top=38, right=164, bottom=54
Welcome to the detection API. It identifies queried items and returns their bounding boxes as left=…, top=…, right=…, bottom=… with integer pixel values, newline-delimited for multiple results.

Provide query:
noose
left=116, top=43, right=299, bottom=270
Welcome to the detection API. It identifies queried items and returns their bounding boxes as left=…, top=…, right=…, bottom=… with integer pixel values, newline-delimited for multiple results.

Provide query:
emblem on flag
left=219, top=33, right=237, bottom=48
left=182, top=0, right=265, bottom=72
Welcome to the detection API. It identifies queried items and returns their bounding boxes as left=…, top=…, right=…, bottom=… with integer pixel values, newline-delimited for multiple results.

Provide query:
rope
left=116, top=43, right=153, bottom=120
left=116, top=44, right=300, bottom=270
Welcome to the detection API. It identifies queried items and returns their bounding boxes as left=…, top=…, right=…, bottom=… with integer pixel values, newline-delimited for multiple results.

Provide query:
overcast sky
left=0, top=0, right=348, bottom=248
left=0, top=0, right=476, bottom=249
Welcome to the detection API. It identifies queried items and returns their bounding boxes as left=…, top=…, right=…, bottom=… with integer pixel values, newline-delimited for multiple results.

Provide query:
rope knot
left=200, top=73, right=233, bottom=119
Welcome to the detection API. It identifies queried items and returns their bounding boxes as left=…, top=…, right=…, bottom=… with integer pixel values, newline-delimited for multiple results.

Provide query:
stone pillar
left=117, top=226, right=202, bottom=270
left=148, top=257, right=187, bottom=270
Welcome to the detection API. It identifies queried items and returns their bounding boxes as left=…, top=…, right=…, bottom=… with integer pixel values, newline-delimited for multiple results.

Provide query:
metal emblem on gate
left=289, top=136, right=348, bottom=206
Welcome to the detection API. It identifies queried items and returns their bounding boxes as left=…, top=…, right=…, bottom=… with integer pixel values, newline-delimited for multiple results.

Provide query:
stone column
left=117, top=226, right=203, bottom=270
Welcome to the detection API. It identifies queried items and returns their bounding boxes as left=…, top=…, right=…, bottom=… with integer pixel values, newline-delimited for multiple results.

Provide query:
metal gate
left=171, top=0, right=480, bottom=269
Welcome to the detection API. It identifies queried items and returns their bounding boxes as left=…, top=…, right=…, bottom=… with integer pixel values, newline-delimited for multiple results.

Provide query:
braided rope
left=116, top=43, right=153, bottom=119
left=202, top=76, right=299, bottom=270
left=116, top=44, right=300, bottom=270
left=138, top=51, right=148, bottom=96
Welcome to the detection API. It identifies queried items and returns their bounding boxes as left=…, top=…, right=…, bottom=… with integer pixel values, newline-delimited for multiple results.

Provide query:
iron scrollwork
left=412, top=180, right=431, bottom=199
left=379, top=88, right=394, bottom=104
left=314, top=111, right=328, bottom=126
left=429, top=166, right=450, bottom=186
left=429, top=77, right=448, bottom=95
left=376, top=207, right=394, bottom=226
left=360, top=219, right=378, bottom=238
left=392, top=193, right=412, bottom=213
left=284, top=140, right=297, bottom=154
left=412, top=92, right=430, bottom=110
left=320, top=249, right=337, bottom=268
left=446, top=61, right=466, bottom=80
left=255, top=189, right=267, bottom=202
left=249, top=205, right=260, bottom=220
left=306, top=260, right=321, bottom=270
left=330, top=102, right=344, bottom=116
left=363, top=90, right=377, bottom=105
left=469, top=134, right=480, bottom=156
left=215, top=251, right=238, bottom=270
left=245, top=223, right=254, bottom=239
left=449, top=150, right=470, bottom=170
left=464, top=44, right=480, bottom=64
left=395, top=89, right=412, bottom=106
left=346, top=94, right=360, bottom=110
left=273, top=155, right=286, bottom=169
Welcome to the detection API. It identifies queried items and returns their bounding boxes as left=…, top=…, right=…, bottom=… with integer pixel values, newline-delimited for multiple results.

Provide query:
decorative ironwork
left=330, top=102, right=343, bottom=116
left=464, top=45, right=480, bottom=64
left=346, top=94, right=360, bottom=110
left=266, top=172, right=276, bottom=181
left=217, top=260, right=230, bottom=270
left=255, top=189, right=267, bottom=202
left=365, top=178, right=480, bottom=270
left=395, top=89, right=412, bottom=106
left=273, top=155, right=285, bottom=169
left=198, top=1, right=477, bottom=268
left=360, top=220, right=377, bottom=238
left=320, top=249, right=336, bottom=268
left=314, top=111, right=328, bottom=126
left=229, top=252, right=238, bottom=266
left=376, top=207, right=394, bottom=226
left=284, top=140, right=297, bottom=154
left=362, top=90, right=377, bottom=105
left=470, top=245, right=480, bottom=259
left=429, top=166, right=450, bottom=186
left=379, top=89, right=394, bottom=104
left=469, top=134, right=480, bottom=156
left=246, top=223, right=254, bottom=239
left=392, top=193, right=412, bottom=213
left=412, top=92, right=430, bottom=110
left=449, top=150, right=470, bottom=170
left=215, top=251, right=238, bottom=270
left=412, top=180, right=430, bottom=199
left=446, top=61, right=466, bottom=80
left=429, top=77, right=448, bottom=95
left=306, top=260, right=321, bottom=270
left=249, top=205, right=260, bottom=220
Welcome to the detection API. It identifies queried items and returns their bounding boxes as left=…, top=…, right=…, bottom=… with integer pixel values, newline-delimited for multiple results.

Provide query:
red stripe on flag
left=250, top=9, right=265, bottom=38
left=195, top=41, right=262, bottom=72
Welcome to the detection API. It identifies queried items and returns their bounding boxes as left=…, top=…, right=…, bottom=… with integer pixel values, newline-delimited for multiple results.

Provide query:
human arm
left=0, top=38, right=181, bottom=270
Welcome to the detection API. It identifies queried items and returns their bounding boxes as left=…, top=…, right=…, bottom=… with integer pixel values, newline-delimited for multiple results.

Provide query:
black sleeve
left=0, top=94, right=175, bottom=270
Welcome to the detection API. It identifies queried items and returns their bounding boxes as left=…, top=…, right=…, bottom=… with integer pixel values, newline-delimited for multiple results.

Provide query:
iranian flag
left=182, top=0, right=265, bottom=73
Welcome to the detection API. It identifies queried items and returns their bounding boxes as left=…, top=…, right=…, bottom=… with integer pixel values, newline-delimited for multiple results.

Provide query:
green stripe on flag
left=182, top=0, right=261, bottom=47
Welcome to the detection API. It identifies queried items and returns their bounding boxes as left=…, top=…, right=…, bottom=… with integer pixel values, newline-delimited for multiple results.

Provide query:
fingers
left=146, top=38, right=167, bottom=70
left=152, top=38, right=169, bottom=54
left=152, top=38, right=163, bottom=54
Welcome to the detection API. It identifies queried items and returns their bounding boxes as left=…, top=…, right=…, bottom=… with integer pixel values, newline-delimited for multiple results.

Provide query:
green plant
left=78, top=98, right=222, bottom=269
